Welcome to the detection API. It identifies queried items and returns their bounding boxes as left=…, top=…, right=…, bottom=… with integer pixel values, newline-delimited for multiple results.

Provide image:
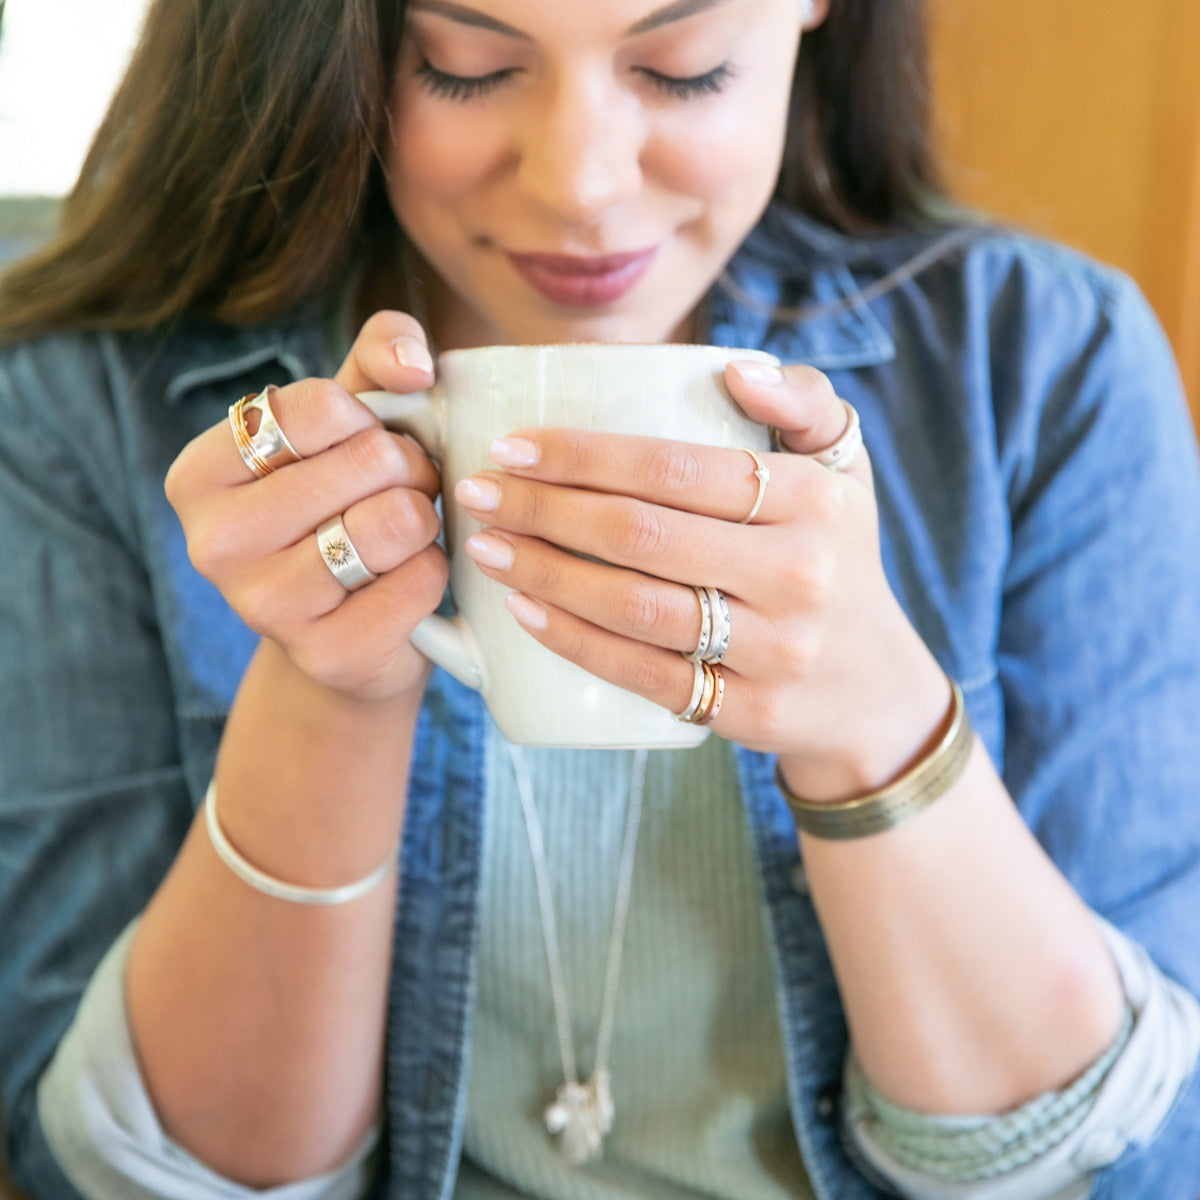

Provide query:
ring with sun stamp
left=316, top=515, right=378, bottom=592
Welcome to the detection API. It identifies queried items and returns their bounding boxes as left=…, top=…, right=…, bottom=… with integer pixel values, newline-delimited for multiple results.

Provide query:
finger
left=334, top=310, right=434, bottom=396
left=223, top=488, right=443, bottom=646
left=483, top=430, right=810, bottom=526
left=462, top=529, right=774, bottom=676
left=502, top=591, right=749, bottom=738
left=285, top=544, right=450, bottom=701
left=282, top=486, right=443, bottom=617
left=723, top=362, right=848, bottom=454
left=179, top=429, right=441, bottom=572
left=168, top=377, right=395, bottom=500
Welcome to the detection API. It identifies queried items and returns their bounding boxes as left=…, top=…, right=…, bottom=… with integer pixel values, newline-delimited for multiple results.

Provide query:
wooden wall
left=928, top=0, right=1200, bottom=426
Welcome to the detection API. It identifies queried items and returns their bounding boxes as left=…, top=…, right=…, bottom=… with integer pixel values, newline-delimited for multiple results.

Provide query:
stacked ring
left=675, top=660, right=725, bottom=725
left=688, top=586, right=731, bottom=665
left=228, top=386, right=302, bottom=478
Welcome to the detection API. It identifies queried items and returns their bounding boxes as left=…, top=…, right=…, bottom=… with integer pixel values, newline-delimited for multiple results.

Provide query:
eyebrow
left=408, top=0, right=731, bottom=40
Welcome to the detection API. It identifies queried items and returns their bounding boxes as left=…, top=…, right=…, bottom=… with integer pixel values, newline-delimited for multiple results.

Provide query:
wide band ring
left=316, top=515, right=378, bottom=592
left=809, top=400, right=863, bottom=472
left=228, top=386, right=302, bottom=478
left=739, top=448, right=771, bottom=523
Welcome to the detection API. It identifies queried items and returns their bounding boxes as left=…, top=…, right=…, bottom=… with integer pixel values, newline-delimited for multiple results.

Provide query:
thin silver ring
left=674, top=657, right=707, bottom=722
left=702, top=587, right=731, bottom=665
left=686, top=586, right=713, bottom=663
left=739, top=448, right=771, bottom=523
left=810, top=400, right=863, bottom=472
left=316, top=515, right=378, bottom=592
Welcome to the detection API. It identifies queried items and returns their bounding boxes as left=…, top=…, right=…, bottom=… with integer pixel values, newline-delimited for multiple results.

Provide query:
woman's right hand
left=165, top=311, right=447, bottom=704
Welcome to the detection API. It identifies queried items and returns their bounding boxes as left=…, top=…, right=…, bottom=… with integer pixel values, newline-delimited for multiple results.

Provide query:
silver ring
left=316, top=515, right=378, bottom=592
left=674, top=657, right=707, bottom=722
left=739, top=448, right=771, bottom=523
left=810, top=400, right=863, bottom=472
left=702, top=587, right=731, bottom=664
left=228, top=385, right=302, bottom=478
left=686, top=586, right=713, bottom=662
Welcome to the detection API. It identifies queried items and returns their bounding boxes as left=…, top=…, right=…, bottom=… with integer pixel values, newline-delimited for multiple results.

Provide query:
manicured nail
left=506, top=592, right=548, bottom=630
left=465, top=532, right=514, bottom=570
left=455, top=477, right=500, bottom=511
left=733, top=361, right=783, bottom=386
left=489, top=436, right=539, bottom=468
left=393, top=335, right=433, bottom=372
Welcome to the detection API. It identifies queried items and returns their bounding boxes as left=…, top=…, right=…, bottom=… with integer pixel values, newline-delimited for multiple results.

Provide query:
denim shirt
left=3, top=205, right=1200, bottom=1200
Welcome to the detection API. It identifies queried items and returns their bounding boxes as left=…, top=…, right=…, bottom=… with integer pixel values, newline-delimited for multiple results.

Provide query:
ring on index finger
left=228, top=385, right=302, bottom=478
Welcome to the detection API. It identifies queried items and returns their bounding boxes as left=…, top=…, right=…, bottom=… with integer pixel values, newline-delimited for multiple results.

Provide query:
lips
left=506, top=247, right=658, bottom=306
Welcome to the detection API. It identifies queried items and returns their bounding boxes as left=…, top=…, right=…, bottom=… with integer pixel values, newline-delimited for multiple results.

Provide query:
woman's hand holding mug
left=453, top=358, right=953, bottom=799
left=165, top=311, right=448, bottom=705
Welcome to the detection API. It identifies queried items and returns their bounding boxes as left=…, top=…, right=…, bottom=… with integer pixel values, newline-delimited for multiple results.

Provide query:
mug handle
left=357, top=389, right=487, bottom=693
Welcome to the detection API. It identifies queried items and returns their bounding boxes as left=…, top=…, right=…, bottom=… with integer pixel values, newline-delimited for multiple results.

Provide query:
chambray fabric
left=3, top=204, right=1200, bottom=1200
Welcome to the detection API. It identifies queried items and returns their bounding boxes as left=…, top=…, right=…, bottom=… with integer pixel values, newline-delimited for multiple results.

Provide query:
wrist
left=779, top=652, right=952, bottom=804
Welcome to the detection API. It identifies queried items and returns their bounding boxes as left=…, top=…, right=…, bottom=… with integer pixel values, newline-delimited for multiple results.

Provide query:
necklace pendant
left=543, top=1069, right=614, bottom=1165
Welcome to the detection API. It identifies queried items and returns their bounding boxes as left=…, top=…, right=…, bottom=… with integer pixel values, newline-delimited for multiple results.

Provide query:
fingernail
left=489, top=436, right=539, bottom=468
left=733, top=361, right=783, bottom=386
left=506, top=592, right=548, bottom=630
left=465, top=532, right=514, bottom=570
left=455, top=476, right=501, bottom=512
left=393, top=335, right=434, bottom=372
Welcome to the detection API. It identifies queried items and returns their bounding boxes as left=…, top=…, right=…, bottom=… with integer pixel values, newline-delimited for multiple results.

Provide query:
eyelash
left=414, top=60, right=735, bottom=103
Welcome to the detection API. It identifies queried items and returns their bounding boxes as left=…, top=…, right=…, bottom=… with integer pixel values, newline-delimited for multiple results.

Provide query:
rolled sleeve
left=842, top=920, right=1200, bottom=1200
left=38, top=923, right=379, bottom=1200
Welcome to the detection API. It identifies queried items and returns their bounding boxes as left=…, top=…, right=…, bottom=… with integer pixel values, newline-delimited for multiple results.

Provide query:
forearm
left=794, top=738, right=1126, bottom=1117
left=127, top=638, right=423, bottom=1186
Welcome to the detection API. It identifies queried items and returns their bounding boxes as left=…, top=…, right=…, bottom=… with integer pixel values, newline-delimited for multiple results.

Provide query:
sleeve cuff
left=841, top=918, right=1200, bottom=1200
left=36, top=921, right=380, bottom=1200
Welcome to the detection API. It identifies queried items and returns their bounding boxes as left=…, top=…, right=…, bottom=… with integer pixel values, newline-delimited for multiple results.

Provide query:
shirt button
left=1072, top=1127, right=1127, bottom=1170
left=815, top=1083, right=840, bottom=1122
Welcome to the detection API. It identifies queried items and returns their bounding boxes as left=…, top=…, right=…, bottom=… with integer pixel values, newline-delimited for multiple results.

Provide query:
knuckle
left=643, top=442, right=702, bottom=495
left=613, top=500, right=669, bottom=560
left=360, top=308, right=425, bottom=344
left=375, top=487, right=431, bottom=547
left=344, top=426, right=406, bottom=486
left=618, top=579, right=665, bottom=633
left=406, top=545, right=450, bottom=610
left=184, top=516, right=234, bottom=577
left=625, top=651, right=673, bottom=698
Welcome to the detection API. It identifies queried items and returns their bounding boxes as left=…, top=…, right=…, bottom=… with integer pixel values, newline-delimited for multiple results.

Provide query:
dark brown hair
left=0, top=0, right=942, bottom=339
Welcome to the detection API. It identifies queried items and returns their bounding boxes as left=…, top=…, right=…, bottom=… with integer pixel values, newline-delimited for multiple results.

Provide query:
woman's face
left=383, top=0, right=825, bottom=348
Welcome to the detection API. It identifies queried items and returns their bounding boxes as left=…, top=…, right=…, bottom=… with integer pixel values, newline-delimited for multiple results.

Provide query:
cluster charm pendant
left=544, top=1068, right=615, bottom=1165
left=507, top=742, right=649, bottom=1168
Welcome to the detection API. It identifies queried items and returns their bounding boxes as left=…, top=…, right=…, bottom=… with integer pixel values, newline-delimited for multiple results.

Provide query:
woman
left=1, top=0, right=1199, bottom=1197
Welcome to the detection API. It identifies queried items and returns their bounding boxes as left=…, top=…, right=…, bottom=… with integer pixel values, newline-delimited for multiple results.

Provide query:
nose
left=516, top=70, right=644, bottom=226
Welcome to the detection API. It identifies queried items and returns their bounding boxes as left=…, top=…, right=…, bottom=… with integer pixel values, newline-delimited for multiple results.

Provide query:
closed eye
left=415, top=60, right=518, bottom=101
left=640, top=62, right=735, bottom=99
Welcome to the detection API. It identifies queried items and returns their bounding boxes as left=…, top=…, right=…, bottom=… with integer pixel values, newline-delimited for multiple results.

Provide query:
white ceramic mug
left=359, top=342, right=775, bottom=748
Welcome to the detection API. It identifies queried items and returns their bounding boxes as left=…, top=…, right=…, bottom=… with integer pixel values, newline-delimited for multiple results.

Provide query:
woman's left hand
left=456, top=360, right=950, bottom=800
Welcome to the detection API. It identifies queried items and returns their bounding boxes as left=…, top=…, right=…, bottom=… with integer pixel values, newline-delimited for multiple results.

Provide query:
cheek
left=386, top=85, right=504, bottom=210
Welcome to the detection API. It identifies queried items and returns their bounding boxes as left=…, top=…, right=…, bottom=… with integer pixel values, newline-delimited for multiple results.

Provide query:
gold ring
left=228, top=385, right=302, bottom=478
left=739, top=448, right=771, bottom=523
